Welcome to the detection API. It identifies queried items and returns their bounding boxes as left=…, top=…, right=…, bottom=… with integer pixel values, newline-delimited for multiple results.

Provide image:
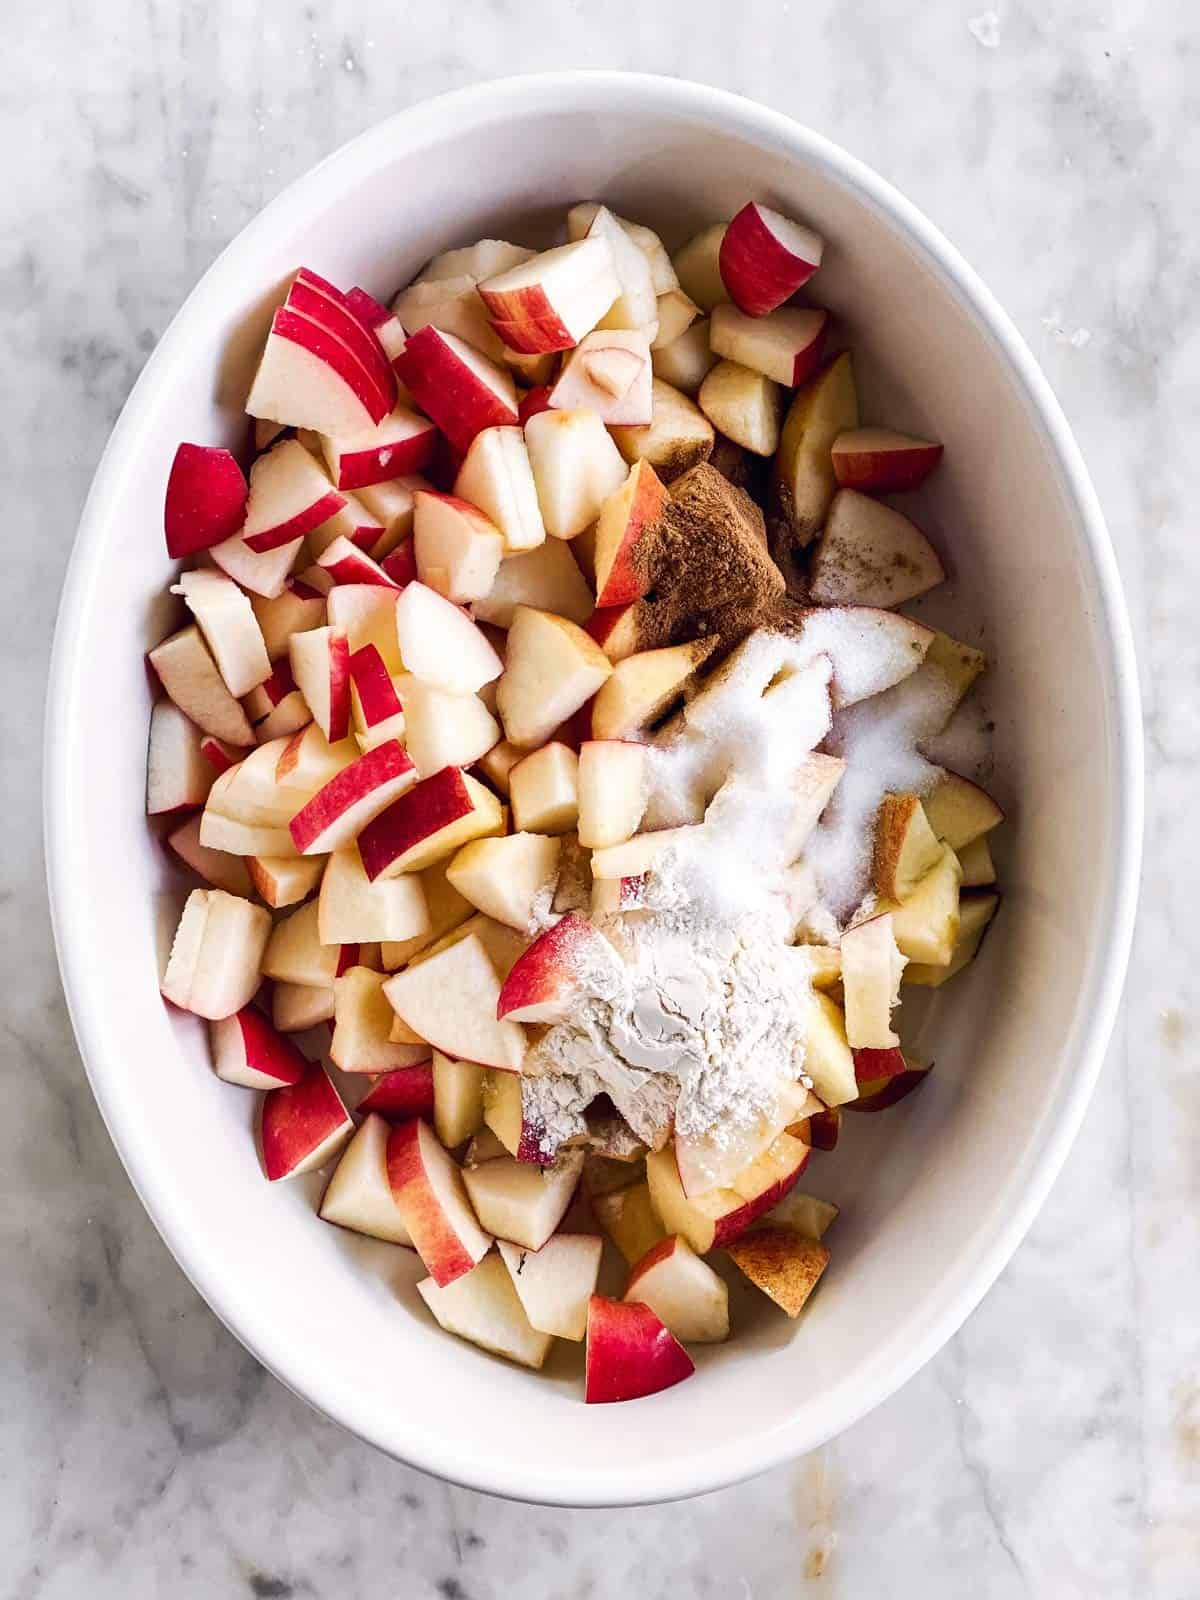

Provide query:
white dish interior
left=45, top=73, right=1141, bottom=1506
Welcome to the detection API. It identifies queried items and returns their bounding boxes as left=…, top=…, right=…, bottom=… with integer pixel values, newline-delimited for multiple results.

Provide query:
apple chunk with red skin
left=358, top=767, right=503, bottom=880
left=549, top=329, right=653, bottom=426
left=319, top=1112, right=413, bottom=1244
left=247, top=305, right=390, bottom=435
left=320, top=404, right=438, bottom=490
left=209, top=1005, right=308, bottom=1089
left=161, top=889, right=271, bottom=1020
left=847, top=1054, right=934, bottom=1110
left=645, top=1135, right=810, bottom=1256
left=171, top=569, right=271, bottom=700
left=288, top=738, right=416, bottom=854
left=393, top=326, right=519, bottom=454
left=412, top=490, right=504, bottom=603
left=585, top=1295, right=694, bottom=1404
left=260, top=1060, right=353, bottom=1181
left=315, top=535, right=400, bottom=590
left=832, top=427, right=944, bottom=493
left=719, top=201, right=824, bottom=316
left=624, top=1234, right=729, bottom=1343
left=356, top=1062, right=435, bottom=1121
left=478, top=237, right=620, bottom=354
left=165, top=815, right=254, bottom=897
left=453, top=425, right=546, bottom=554
left=445, top=832, right=561, bottom=932
left=386, top=1117, right=492, bottom=1286
left=285, top=268, right=397, bottom=411
left=164, top=443, right=248, bottom=558
left=289, top=626, right=351, bottom=742
left=709, top=303, right=828, bottom=388
left=591, top=459, right=667, bottom=608
left=241, top=438, right=345, bottom=553
left=496, top=914, right=613, bottom=1024
left=384, top=931, right=526, bottom=1071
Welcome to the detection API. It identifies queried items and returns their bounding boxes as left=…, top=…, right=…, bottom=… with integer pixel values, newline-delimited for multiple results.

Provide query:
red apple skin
left=496, top=914, right=604, bottom=1022
left=788, top=313, right=830, bottom=387
left=846, top=1063, right=933, bottom=1112
left=288, top=270, right=396, bottom=411
left=719, top=202, right=821, bottom=317
left=593, top=462, right=666, bottom=608
left=333, top=422, right=437, bottom=490
left=268, top=306, right=392, bottom=425
left=260, top=1062, right=350, bottom=1180
left=258, top=658, right=297, bottom=708
left=831, top=436, right=944, bottom=493
left=585, top=1295, right=695, bottom=1404
left=624, top=1234, right=679, bottom=1293
left=165, top=444, right=248, bottom=558
left=477, top=283, right=574, bottom=355
left=794, top=1107, right=842, bottom=1152
left=518, top=385, right=555, bottom=424
left=356, top=1062, right=435, bottom=1120
left=385, top=1119, right=484, bottom=1286
left=326, top=633, right=352, bottom=742
left=335, top=943, right=361, bottom=977
left=224, top=1005, right=308, bottom=1085
left=394, top=327, right=518, bottom=454
left=342, top=284, right=391, bottom=328
left=243, top=487, right=346, bottom=553
left=350, top=644, right=402, bottom=724
left=357, top=767, right=474, bottom=881
left=583, top=605, right=639, bottom=663
left=288, top=739, right=415, bottom=852
left=199, top=735, right=239, bottom=774
left=853, top=1047, right=908, bottom=1085
left=381, top=539, right=418, bottom=589
left=318, top=540, right=399, bottom=589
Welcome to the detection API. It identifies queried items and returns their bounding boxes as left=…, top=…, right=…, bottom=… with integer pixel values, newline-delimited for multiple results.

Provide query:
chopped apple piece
left=247, top=852, right=323, bottom=909
left=394, top=675, right=500, bottom=779
left=577, top=740, right=648, bottom=848
left=650, top=289, right=700, bottom=350
left=957, top=834, right=996, bottom=888
left=496, top=914, right=613, bottom=1024
left=841, top=912, right=906, bottom=1049
left=832, top=427, right=944, bottom=492
left=509, top=742, right=579, bottom=835
left=549, top=329, right=653, bottom=425
left=611, top=379, right=715, bottom=482
left=319, top=405, right=438, bottom=490
left=260, top=1061, right=354, bottom=1180
left=166, top=815, right=254, bottom=897
left=887, top=844, right=963, bottom=964
left=922, top=770, right=1004, bottom=850
left=498, top=1234, right=602, bottom=1341
left=497, top=606, right=613, bottom=749
left=809, top=489, right=946, bottom=609
left=709, top=303, right=828, bottom=387
left=452, top=425, right=545, bottom=553
left=209, top=1004, right=308, bottom=1089
left=726, top=1224, right=830, bottom=1317
left=719, top=201, right=822, bottom=315
left=524, top=408, right=628, bottom=539
left=392, top=272, right=507, bottom=361
left=873, top=793, right=944, bottom=901
left=262, top=899, right=340, bottom=988
left=359, top=768, right=502, bottom=880
left=318, top=847, right=429, bottom=943
left=904, top=891, right=999, bottom=987
left=566, top=204, right=678, bottom=294
left=355, top=1063, right=435, bottom=1120
left=249, top=578, right=327, bottom=662
left=446, top=832, right=560, bottom=931
left=324, top=584, right=402, bottom=674
left=588, top=824, right=702, bottom=881
left=671, top=223, right=728, bottom=313
left=624, top=1235, right=729, bottom=1343
left=478, top=238, right=620, bottom=354
left=476, top=739, right=524, bottom=798
left=164, top=443, right=248, bottom=559
left=698, top=359, right=783, bottom=456
left=289, top=626, right=351, bottom=742
left=412, top=490, right=504, bottom=603
left=472, top=540, right=592, bottom=630
left=461, top=1149, right=584, bottom=1251
left=591, top=638, right=718, bottom=740
left=417, top=1253, right=552, bottom=1369
left=271, top=980, right=335, bottom=1032
left=651, top=318, right=718, bottom=397
left=146, top=699, right=215, bottom=816
left=646, top=1144, right=796, bottom=1256
left=288, top=740, right=416, bottom=854
left=393, top=325, right=519, bottom=453
left=591, top=460, right=667, bottom=609
left=766, top=1190, right=840, bottom=1239
left=802, top=991, right=858, bottom=1106
left=431, top=1050, right=486, bottom=1148
left=773, top=352, right=858, bottom=546
left=246, top=305, right=388, bottom=436
left=318, top=1112, right=414, bottom=1243
left=384, top=931, right=526, bottom=1070
left=161, top=889, right=271, bottom=1020
left=149, top=625, right=256, bottom=747
left=379, top=860, right=473, bottom=970
left=416, top=238, right=534, bottom=285
left=585, top=1295, right=694, bottom=1403
left=332, top=965, right=429, bottom=1073
left=394, top=582, right=502, bottom=695
left=387, top=1118, right=492, bottom=1286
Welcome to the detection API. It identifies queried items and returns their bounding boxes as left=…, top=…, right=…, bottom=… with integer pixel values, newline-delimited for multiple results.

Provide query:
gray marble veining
left=3, top=3, right=1197, bottom=1596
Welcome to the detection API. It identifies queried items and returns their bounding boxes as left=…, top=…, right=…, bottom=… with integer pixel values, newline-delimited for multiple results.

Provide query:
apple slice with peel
left=430, top=1051, right=486, bottom=1147
left=672, top=223, right=729, bottom=313
left=482, top=1069, right=562, bottom=1165
left=149, top=626, right=256, bottom=746
left=453, top=425, right=546, bottom=554
left=591, top=460, right=667, bottom=609
left=412, top=490, right=504, bottom=602
left=591, top=637, right=718, bottom=740
left=773, top=352, right=859, bottom=546
left=356, top=1063, right=436, bottom=1121
left=832, top=427, right=944, bottom=492
left=417, top=1253, right=553, bottom=1369
left=651, top=320, right=718, bottom=398
left=395, top=675, right=499, bottom=778
left=509, top=743, right=579, bottom=834
left=241, top=439, right=344, bottom=552
left=243, top=659, right=299, bottom=724
left=524, top=409, right=628, bottom=540
left=246, top=852, right=323, bottom=909
left=709, top=304, right=828, bottom=387
left=262, top=899, right=341, bottom=988
left=289, top=626, right=351, bottom=741
left=853, top=1046, right=908, bottom=1087
left=332, top=965, right=430, bottom=1073
left=386, top=1118, right=493, bottom=1286
left=566, top=204, right=678, bottom=295
left=791, top=1104, right=842, bottom=1151
left=288, top=739, right=416, bottom=854
left=549, top=329, right=653, bottom=425
left=497, top=606, right=613, bottom=749
left=285, top=268, right=397, bottom=410
left=250, top=578, right=327, bottom=661
left=344, top=285, right=409, bottom=364
left=904, top=890, right=1000, bottom=987
left=589, top=824, right=702, bottom=881
left=319, top=405, right=438, bottom=490
left=698, top=359, right=783, bottom=456
left=478, top=238, right=620, bottom=354
left=645, top=1142, right=806, bottom=1256
left=719, top=202, right=823, bottom=315
left=848, top=1053, right=934, bottom=1110
left=873, top=794, right=944, bottom=900
left=921, top=771, right=1005, bottom=851
left=803, top=992, right=858, bottom=1106
left=198, top=736, right=239, bottom=775
left=790, top=605, right=934, bottom=707
left=272, top=981, right=334, bottom=1032
left=394, top=582, right=502, bottom=695
left=675, top=1090, right=814, bottom=1199
left=165, top=443, right=248, bottom=558
left=809, top=489, right=946, bottom=608
left=624, top=1235, right=729, bottom=1343
left=462, top=1148, right=584, bottom=1250
left=318, top=1113, right=413, bottom=1244
left=359, top=769, right=502, bottom=880
left=383, top=932, right=526, bottom=1070
left=498, top=1234, right=602, bottom=1340
left=210, top=1005, right=308, bottom=1089
left=577, top=740, right=648, bottom=848
left=886, top=844, right=963, bottom=964
left=352, top=475, right=425, bottom=554
left=611, top=380, right=715, bottom=482
left=446, top=832, right=561, bottom=931
left=585, top=1295, right=694, bottom=1404
left=315, top=535, right=400, bottom=590
left=472, top=539, right=592, bottom=629
left=650, top=289, right=700, bottom=350
left=318, top=846, right=429, bottom=943
left=146, top=700, right=215, bottom=815
left=161, top=889, right=271, bottom=1020
left=325, top=584, right=401, bottom=675
left=166, top=815, right=254, bottom=897
left=726, top=1225, right=830, bottom=1317
left=348, top=644, right=405, bottom=750
left=393, top=326, right=519, bottom=453
left=247, top=306, right=389, bottom=436
left=841, top=912, right=907, bottom=1048
left=209, top=525, right=303, bottom=600
left=496, top=914, right=614, bottom=1024
left=260, top=1061, right=354, bottom=1180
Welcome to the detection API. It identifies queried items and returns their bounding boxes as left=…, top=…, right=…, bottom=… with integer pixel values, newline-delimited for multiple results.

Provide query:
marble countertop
left=4, top=2, right=1194, bottom=1595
